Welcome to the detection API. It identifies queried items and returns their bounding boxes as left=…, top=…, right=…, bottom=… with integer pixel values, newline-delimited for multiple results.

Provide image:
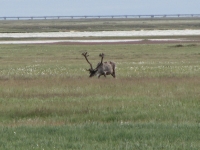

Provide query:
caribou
left=82, top=52, right=116, bottom=78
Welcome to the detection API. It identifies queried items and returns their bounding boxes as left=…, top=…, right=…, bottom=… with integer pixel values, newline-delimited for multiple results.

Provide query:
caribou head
left=82, top=52, right=116, bottom=78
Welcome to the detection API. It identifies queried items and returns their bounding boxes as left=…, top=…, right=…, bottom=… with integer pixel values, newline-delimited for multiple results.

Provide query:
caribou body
left=82, top=52, right=116, bottom=78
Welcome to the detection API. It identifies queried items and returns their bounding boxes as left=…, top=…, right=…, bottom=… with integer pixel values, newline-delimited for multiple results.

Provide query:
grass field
left=1, top=18, right=200, bottom=33
left=0, top=42, right=200, bottom=149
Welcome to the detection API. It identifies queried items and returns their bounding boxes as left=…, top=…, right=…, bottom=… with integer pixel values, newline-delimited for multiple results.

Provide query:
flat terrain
left=0, top=18, right=200, bottom=33
left=0, top=18, right=200, bottom=149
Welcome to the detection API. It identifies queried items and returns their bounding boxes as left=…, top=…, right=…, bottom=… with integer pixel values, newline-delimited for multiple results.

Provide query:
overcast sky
left=0, top=0, right=199, bottom=17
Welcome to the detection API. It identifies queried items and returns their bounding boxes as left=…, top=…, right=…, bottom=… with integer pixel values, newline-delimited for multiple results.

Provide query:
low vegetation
left=0, top=43, right=200, bottom=149
left=1, top=18, right=200, bottom=33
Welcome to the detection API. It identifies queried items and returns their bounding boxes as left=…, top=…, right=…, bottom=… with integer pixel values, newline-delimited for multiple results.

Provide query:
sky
left=0, top=0, right=199, bottom=17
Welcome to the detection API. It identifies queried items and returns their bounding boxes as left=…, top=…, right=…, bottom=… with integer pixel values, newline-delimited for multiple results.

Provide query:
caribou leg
left=111, top=70, right=116, bottom=78
left=111, top=73, right=115, bottom=78
left=98, top=73, right=106, bottom=78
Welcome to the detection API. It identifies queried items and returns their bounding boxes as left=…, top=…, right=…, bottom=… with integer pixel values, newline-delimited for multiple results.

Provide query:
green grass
left=0, top=43, right=200, bottom=149
left=1, top=124, right=199, bottom=149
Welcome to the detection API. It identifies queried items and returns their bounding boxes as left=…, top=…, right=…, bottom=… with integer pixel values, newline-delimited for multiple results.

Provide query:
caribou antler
left=82, top=52, right=93, bottom=70
left=94, top=53, right=105, bottom=71
left=99, top=53, right=104, bottom=65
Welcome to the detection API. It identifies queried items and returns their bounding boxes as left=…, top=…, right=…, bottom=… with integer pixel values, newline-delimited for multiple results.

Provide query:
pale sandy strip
left=0, top=30, right=200, bottom=38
